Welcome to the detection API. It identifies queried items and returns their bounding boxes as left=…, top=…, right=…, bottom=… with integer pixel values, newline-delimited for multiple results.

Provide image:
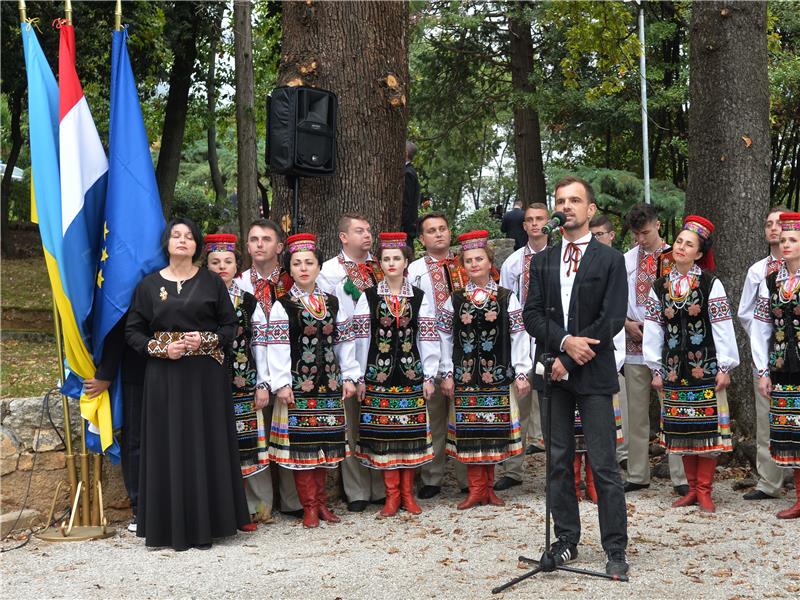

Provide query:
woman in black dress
left=126, top=218, right=249, bottom=550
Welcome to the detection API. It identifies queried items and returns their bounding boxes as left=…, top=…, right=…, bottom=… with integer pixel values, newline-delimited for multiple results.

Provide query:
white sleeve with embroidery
left=508, top=293, right=533, bottom=376
left=265, top=301, right=292, bottom=391
left=352, top=292, right=371, bottom=378
left=642, top=287, right=665, bottom=375
left=709, top=278, right=740, bottom=372
left=499, top=253, right=517, bottom=297
left=436, top=296, right=455, bottom=376
left=750, top=279, right=772, bottom=377
left=334, top=299, right=361, bottom=383
left=251, top=302, right=270, bottom=388
left=417, top=291, right=441, bottom=379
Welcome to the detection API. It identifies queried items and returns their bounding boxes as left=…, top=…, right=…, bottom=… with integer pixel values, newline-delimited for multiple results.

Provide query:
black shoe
left=347, top=500, right=369, bottom=512
left=418, top=485, right=441, bottom=499
left=743, top=489, right=777, bottom=500
left=280, top=509, right=305, bottom=519
left=460, top=487, right=469, bottom=494
left=623, top=481, right=650, bottom=493
left=370, top=497, right=386, bottom=505
left=605, top=549, right=629, bottom=578
left=549, top=538, right=578, bottom=566
left=673, top=484, right=690, bottom=497
left=493, top=476, right=522, bottom=491
left=526, top=444, right=545, bottom=455
left=194, top=543, right=212, bottom=551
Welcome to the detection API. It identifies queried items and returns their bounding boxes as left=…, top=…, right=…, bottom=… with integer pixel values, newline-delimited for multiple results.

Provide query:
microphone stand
left=492, top=227, right=628, bottom=594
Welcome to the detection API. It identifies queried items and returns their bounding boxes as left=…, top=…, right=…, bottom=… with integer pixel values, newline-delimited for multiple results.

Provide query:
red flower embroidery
left=481, top=372, right=494, bottom=384
left=322, top=323, right=333, bottom=335
left=484, top=310, right=498, bottom=322
left=687, top=303, right=701, bottom=316
left=300, top=380, right=315, bottom=392
left=304, top=325, right=317, bottom=336
left=705, top=407, right=714, bottom=416
left=691, top=367, right=705, bottom=379
left=307, top=398, right=317, bottom=409
left=380, top=399, right=389, bottom=408
left=461, top=313, right=474, bottom=325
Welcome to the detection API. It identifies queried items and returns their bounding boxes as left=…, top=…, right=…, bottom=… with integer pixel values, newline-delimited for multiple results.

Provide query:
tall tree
left=206, top=2, right=227, bottom=203
left=686, top=1, right=770, bottom=436
left=270, top=1, right=409, bottom=256
left=234, top=0, right=261, bottom=239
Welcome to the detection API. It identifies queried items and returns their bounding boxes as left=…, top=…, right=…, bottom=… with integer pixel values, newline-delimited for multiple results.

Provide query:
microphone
left=541, top=212, right=566, bottom=235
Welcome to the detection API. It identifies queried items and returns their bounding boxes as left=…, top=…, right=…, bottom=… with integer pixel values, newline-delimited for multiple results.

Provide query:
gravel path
left=2, top=455, right=798, bottom=599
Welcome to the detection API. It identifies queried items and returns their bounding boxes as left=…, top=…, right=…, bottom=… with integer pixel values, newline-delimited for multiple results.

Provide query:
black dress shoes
left=673, top=484, right=690, bottom=497
left=525, top=444, right=545, bottom=455
left=623, top=481, right=650, bottom=493
left=417, top=485, right=441, bottom=499
left=347, top=500, right=369, bottom=512
left=493, top=476, right=522, bottom=491
left=743, top=489, right=777, bottom=500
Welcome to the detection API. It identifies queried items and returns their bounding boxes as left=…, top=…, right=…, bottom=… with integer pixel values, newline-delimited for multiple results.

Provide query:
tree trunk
left=1, top=84, right=23, bottom=257
left=686, top=1, right=770, bottom=437
left=508, top=3, right=546, bottom=207
left=270, top=0, right=409, bottom=257
left=207, top=3, right=226, bottom=203
left=155, top=2, right=202, bottom=217
left=234, top=0, right=261, bottom=243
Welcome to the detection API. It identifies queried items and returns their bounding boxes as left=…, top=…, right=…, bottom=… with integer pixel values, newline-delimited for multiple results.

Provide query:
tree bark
left=1, top=84, right=23, bottom=258
left=234, top=0, right=261, bottom=242
left=270, top=0, right=409, bottom=257
left=155, top=2, right=202, bottom=217
left=207, top=3, right=227, bottom=204
left=686, top=1, right=770, bottom=437
left=508, top=3, right=546, bottom=207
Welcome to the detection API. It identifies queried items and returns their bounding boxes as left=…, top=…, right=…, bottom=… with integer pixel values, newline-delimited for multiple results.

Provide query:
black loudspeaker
left=267, top=86, right=337, bottom=177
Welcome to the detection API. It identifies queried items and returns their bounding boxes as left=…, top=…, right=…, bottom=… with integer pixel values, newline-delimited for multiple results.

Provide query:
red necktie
left=564, top=242, right=587, bottom=277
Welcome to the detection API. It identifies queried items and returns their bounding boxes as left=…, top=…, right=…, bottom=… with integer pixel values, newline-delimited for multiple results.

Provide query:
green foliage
left=171, top=181, right=234, bottom=234
left=454, top=207, right=503, bottom=240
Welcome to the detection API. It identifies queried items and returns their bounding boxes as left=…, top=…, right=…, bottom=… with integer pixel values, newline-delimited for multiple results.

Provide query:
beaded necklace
left=668, top=272, right=697, bottom=309
left=778, top=275, right=800, bottom=305
left=299, top=293, right=327, bottom=320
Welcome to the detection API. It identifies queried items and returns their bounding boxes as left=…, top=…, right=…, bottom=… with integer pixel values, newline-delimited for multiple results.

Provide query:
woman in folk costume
left=751, top=212, right=800, bottom=519
left=438, top=230, right=531, bottom=509
left=643, top=215, right=739, bottom=513
left=266, top=233, right=360, bottom=528
left=352, top=232, right=439, bottom=517
left=204, top=234, right=270, bottom=531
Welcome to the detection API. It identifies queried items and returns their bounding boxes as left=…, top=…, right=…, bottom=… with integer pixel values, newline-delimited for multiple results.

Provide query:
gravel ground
left=2, top=455, right=798, bottom=600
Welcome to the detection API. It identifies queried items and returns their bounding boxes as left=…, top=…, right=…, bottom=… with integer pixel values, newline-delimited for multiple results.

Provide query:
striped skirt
left=446, top=384, right=523, bottom=464
left=659, top=384, right=732, bottom=454
left=770, top=380, right=800, bottom=467
left=268, top=391, right=348, bottom=470
left=574, top=393, right=624, bottom=453
left=356, top=383, right=433, bottom=469
left=232, top=390, right=269, bottom=478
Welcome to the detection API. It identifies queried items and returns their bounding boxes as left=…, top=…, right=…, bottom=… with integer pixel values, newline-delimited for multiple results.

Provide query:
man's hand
left=441, top=376, right=455, bottom=399
left=562, top=336, right=600, bottom=365
left=551, top=358, right=567, bottom=382
left=276, top=385, right=295, bottom=407
left=758, top=375, right=772, bottom=400
left=624, top=319, right=644, bottom=343
left=357, top=382, right=366, bottom=402
left=514, top=377, right=531, bottom=397
left=342, top=380, right=357, bottom=401
left=651, top=373, right=663, bottom=393
left=83, top=378, right=111, bottom=398
left=254, top=388, right=270, bottom=410
left=423, top=379, right=435, bottom=401
left=715, top=371, right=731, bottom=392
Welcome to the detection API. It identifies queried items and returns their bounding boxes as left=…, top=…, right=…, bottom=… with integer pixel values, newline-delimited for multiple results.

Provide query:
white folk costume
left=643, top=216, right=739, bottom=512
left=750, top=211, right=800, bottom=519
left=438, top=230, right=531, bottom=509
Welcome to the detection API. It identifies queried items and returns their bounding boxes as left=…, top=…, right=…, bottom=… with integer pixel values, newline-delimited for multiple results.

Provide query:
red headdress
left=204, top=233, right=238, bottom=254
left=378, top=232, right=408, bottom=249
left=457, top=230, right=489, bottom=251
left=779, top=212, right=800, bottom=231
left=286, top=233, right=317, bottom=254
left=682, top=215, right=715, bottom=271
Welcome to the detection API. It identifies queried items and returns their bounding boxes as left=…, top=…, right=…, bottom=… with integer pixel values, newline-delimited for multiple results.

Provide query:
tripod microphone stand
left=492, top=229, right=628, bottom=594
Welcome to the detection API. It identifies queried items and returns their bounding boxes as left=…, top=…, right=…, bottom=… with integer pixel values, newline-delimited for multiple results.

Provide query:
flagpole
left=18, top=0, right=26, bottom=21
left=115, top=0, right=122, bottom=31
left=65, top=0, right=72, bottom=25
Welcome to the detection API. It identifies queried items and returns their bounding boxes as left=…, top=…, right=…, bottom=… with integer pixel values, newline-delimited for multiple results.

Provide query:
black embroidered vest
left=766, top=271, right=800, bottom=374
left=230, top=291, right=258, bottom=392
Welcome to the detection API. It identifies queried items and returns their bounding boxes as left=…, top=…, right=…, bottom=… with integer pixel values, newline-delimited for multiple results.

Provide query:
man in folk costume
left=407, top=212, right=469, bottom=498
left=523, top=176, right=629, bottom=578
left=317, top=213, right=386, bottom=512
left=494, top=203, right=549, bottom=493
left=235, top=219, right=302, bottom=518
left=622, top=203, right=688, bottom=496
left=738, top=206, right=792, bottom=501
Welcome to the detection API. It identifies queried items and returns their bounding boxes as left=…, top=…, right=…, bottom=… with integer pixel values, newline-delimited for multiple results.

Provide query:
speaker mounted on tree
left=267, top=85, right=338, bottom=177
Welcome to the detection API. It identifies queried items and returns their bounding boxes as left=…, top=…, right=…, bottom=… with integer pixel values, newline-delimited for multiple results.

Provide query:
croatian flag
left=58, top=23, right=113, bottom=452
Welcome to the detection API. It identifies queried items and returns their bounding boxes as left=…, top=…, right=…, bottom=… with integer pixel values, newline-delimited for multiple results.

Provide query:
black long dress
left=126, top=268, right=249, bottom=550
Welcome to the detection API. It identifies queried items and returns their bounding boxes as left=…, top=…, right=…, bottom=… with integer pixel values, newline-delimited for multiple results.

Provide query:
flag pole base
left=35, top=479, right=115, bottom=542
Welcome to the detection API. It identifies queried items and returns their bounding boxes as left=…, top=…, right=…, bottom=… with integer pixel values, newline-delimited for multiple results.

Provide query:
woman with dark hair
left=126, top=219, right=249, bottom=550
left=643, top=215, right=739, bottom=513
left=351, top=232, right=439, bottom=517
left=266, top=233, right=360, bottom=528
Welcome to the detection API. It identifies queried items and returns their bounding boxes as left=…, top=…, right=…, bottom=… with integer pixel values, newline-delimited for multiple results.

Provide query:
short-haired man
left=738, top=206, right=791, bottom=500
left=317, top=213, right=386, bottom=511
left=235, top=219, right=303, bottom=519
left=523, top=176, right=629, bottom=577
left=622, top=204, right=688, bottom=495
left=501, top=199, right=527, bottom=250
left=408, top=212, right=468, bottom=498
left=589, top=215, right=616, bottom=246
left=494, top=203, right=549, bottom=491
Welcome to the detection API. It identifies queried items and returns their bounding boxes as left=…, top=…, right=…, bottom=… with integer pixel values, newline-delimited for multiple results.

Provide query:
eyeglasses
left=592, top=231, right=612, bottom=238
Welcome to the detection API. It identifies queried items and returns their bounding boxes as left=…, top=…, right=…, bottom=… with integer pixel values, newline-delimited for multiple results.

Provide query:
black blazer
left=522, top=237, right=627, bottom=395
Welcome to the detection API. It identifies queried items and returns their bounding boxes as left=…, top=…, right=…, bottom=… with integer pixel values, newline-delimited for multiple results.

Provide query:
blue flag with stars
left=88, top=29, right=166, bottom=459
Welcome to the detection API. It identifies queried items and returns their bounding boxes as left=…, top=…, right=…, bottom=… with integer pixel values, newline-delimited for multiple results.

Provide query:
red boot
left=672, top=455, right=698, bottom=508
left=776, top=469, right=800, bottom=519
left=293, top=470, right=320, bottom=528
left=314, top=468, right=340, bottom=523
left=457, top=465, right=488, bottom=510
left=380, top=469, right=401, bottom=517
left=573, top=454, right=584, bottom=501
left=399, top=469, right=422, bottom=514
left=486, top=465, right=505, bottom=506
left=584, top=455, right=598, bottom=504
left=695, top=455, right=717, bottom=513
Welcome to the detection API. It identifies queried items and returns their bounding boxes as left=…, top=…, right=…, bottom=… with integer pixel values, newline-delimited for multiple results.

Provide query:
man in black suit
left=522, top=176, right=629, bottom=578
left=402, top=141, right=421, bottom=242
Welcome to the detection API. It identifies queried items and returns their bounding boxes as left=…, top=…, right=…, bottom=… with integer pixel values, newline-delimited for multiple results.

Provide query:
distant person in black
left=402, top=140, right=421, bottom=243
left=502, top=199, right=527, bottom=250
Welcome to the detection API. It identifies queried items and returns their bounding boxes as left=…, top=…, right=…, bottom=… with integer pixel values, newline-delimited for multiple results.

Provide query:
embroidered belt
left=147, top=331, right=224, bottom=365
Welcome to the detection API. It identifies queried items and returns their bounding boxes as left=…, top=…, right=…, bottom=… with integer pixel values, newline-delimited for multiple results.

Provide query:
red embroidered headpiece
left=378, top=232, right=407, bottom=249
left=779, top=212, right=800, bottom=231
left=682, top=215, right=714, bottom=240
left=204, top=233, right=238, bottom=254
left=286, top=233, right=317, bottom=254
left=457, top=230, right=489, bottom=250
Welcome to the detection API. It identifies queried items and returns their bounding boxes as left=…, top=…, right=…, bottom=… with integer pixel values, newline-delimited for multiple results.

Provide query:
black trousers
left=121, top=382, right=143, bottom=516
left=541, top=385, right=628, bottom=552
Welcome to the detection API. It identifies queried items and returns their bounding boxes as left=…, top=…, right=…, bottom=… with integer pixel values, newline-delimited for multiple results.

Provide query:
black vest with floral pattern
left=452, top=287, right=513, bottom=389
left=230, top=291, right=258, bottom=393
left=653, top=271, right=718, bottom=385
left=766, top=271, right=800, bottom=374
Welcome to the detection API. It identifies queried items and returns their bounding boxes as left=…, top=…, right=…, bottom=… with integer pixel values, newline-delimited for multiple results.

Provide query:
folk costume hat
left=286, top=233, right=317, bottom=254
left=458, top=230, right=490, bottom=250
left=682, top=215, right=715, bottom=271
left=779, top=212, right=800, bottom=231
left=379, top=232, right=407, bottom=249
left=204, top=233, right=238, bottom=254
